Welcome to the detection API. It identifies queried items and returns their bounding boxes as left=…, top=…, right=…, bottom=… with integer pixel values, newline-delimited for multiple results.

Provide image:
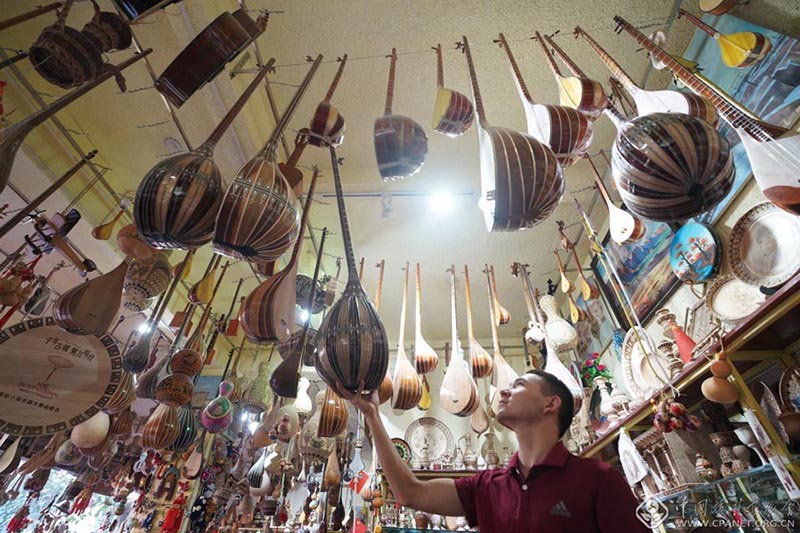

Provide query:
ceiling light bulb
left=137, top=323, right=151, bottom=334
left=298, top=309, right=310, bottom=324
left=430, top=190, right=455, bottom=214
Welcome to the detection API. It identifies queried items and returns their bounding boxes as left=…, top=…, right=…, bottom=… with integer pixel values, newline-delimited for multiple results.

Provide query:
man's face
left=495, top=374, right=559, bottom=429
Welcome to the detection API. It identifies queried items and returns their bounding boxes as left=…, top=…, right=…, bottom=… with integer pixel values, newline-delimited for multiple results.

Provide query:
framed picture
left=681, top=13, right=800, bottom=224
left=590, top=220, right=680, bottom=329
left=573, top=283, right=616, bottom=359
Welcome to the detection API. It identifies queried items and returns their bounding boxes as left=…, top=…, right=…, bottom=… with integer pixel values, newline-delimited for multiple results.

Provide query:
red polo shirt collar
left=506, top=441, right=570, bottom=477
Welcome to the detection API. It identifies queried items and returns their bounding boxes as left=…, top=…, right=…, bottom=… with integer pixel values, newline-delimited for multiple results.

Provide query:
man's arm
left=342, top=385, right=466, bottom=516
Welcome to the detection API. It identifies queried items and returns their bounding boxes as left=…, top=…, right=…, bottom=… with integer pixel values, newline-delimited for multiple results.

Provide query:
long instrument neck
left=286, top=168, right=320, bottom=269
left=435, top=44, right=444, bottom=88
left=374, top=260, right=385, bottom=311
left=324, top=55, right=348, bottom=103
left=329, top=147, right=359, bottom=283
left=585, top=154, right=614, bottom=206
left=202, top=59, right=275, bottom=151
left=534, top=31, right=563, bottom=79
left=398, top=262, right=409, bottom=346
left=485, top=265, right=501, bottom=355
left=614, top=16, right=785, bottom=141
left=259, top=55, right=322, bottom=159
left=414, top=263, right=423, bottom=337
left=574, top=26, right=638, bottom=94
left=513, top=263, right=537, bottom=322
left=384, top=49, right=397, bottom=115
left=677, top=9, right=719, bottom=38
left=496, top=33, right=535, bottom=104
left=460, top=36, right=490, bottom=128
left=463, top=265, right=477, bottom=340
left=544, top=34, right=588, bottom=77
left=448, top=266, right=459, bottom=357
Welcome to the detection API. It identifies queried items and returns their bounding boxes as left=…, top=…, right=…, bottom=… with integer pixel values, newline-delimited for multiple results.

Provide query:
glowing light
left=430, top=190, right=455, bottom=214
left=137, top=323, right=151, bottom=334
left=298, top=308, right=310, bottom=324
left=248, top=420, right=260, bottom=434
left=240, top=411, right=249, bottom=422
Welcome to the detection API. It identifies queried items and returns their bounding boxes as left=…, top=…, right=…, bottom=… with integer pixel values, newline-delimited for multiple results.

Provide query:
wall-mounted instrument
left=677, top=9, right=771, bottom=68
left=391, top=262, right=423, bottom=411
left=431, top=44, right=474, bottom=137
left=374, top=49, right=429, bottom=181
left=439, top=265, right=479, bottom=417
left=413, top=263, right=439, bottom=374
left=558, top=221, right=598, bottom=301
left=459, top=36, right=563, bottom=232
left=512, top=262, right=545, bottom=347
left=241, top=167, right=320, bottom=345
left=214, top=55, right=322, bottom=263
left=484, top=265, right=518, bottom=414
left=574, top=26, right=717, bottom=125
left=585, top=153, right=644, bottom=244
left=314, top=147, right=389, bottom=393
left=537, top=33, right=607, bottom=119
left=488, top=265, right=510, bottom=326
left=614, top=16, right=800, bottom=216
left=309, top=55, right=348, bottom=148
left=136, top=60, right=274, bottom=250
left=155, top=10, right=267, bottom=108
left=553, top=249, right=574, bottom=294
left=463, top=265, right=493, bottom=379
left=495, top=33, right=593, bottom=167
left=0, top=50, right=150, bottom=194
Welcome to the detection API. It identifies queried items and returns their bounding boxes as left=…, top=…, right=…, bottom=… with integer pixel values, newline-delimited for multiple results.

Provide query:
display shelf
left=377, top=468, right=479, bottom=480
left=581, top=271, right=800, bottom=462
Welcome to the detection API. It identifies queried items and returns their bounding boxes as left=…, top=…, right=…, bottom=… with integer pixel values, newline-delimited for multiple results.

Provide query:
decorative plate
left=391, top=438, right=412, bottom=465
left=704, top=274, right=766, bottom=325
left=779, top=363, right=800, bottom=412
left=0, top=318, right=122, bottom=436
left=404, top=417, right=455, bottom=465
left=752, top=381, right=791, bottom=445
left=728, top=202, right=800, bottom=288
left=622, top=327, right=671, bottom=403
left=669, top=222, right=721, bottom=284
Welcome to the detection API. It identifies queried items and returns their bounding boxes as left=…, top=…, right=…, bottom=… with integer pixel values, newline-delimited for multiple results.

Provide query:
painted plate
left=669, top=222, right=721, bottom=284
left=779, top=363, right=800, bottom=412
left=729, top=202, right=800, bottom=288
left=705, top=274, right=766, bottom=325
left=391, top=438, right=412, bottom=465
left=622, top=327, right=671, bottom=403
left=404, top=417, right=455, bottom=465
left=0, top=318, right=122, bottom=436
left=752, top=381, right=790, bottom=445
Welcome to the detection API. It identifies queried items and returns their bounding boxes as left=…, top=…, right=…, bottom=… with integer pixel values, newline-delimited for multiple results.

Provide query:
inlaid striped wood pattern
left=413, top=263, right=439, bottom=375
left=30, top=23, right=104, bottom=89
left=391, top=263, right=423, bottom=411
left=613, top=112, right=734, bottom=222
left=309, top=54, right=348, bottom=148
left=314, top=147, right=389, bottom=393
left=432, top=43, right=474, bottom=137
left=142, top=403, right=180, bottom=450
left=108, top=409, right=134, bottom=436
left=166, top=405, right=198, bottom=453
left=135, top=61, right=273, bottom=250
left=541, top=34, right=607, bottom=120
left=102, top=370, right=135, bottom=415
left=439, top=266, right=478, bottom=417
left=317, top=387, right=349, bottom=438
left=52, top=260, right=128, bottom=335
left=463, top=265, right=493, bottom=379
left=461, top=36, right=564, bottom=232
left=496, top=33, right=592, bottom=166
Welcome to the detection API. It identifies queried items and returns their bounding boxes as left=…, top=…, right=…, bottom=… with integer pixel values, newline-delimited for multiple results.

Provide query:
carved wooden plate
left=705, top=274, right=766, bottom=325
left=404, top=417, right=455, bottom=465
left=622, top=327, right=671, bottom=403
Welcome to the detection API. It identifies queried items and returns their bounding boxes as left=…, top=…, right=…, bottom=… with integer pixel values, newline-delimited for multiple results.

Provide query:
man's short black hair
left=526, top=369, right=575, bottom=438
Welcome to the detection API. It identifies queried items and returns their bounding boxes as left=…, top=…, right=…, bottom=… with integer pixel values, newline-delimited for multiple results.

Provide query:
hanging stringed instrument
left=585, top=152, right=644, bottom=244
left=279, top=129, right=311, bottom=198
left=318, top=387, right=349, bottom=439
left=536, top=33, right=607, bottom=119
left=439, top=265, right=479, bottom=417
left=459, top=36, right=563, bottom=232
left=413, top=263, right=439, bottom=374
left=484, top=265, right=518, bottom=415
left=431, top=43, right=474, bottom=137
left=391, top=262, right=422, bottom=411
left=699, top=0, right=740, bottom=15
left=615, top=16, right=800, bottom=215
left=91, top=205, right=126, bottom=241
left=558, top=221, right=598, bottom=301
left=374, top=259, right=393, bottom=405
left=214, top=55, right=322, bottom=263
left=488, top=265, right=510, bottom=326
left=553, top=248, right=573, bottom=294
left=0, top=50, right=150, bottom=194
left=463, top=265, right=493, bottom=379
left=495, top=33, right=593, bottom=166
left=52, top=259, right=129, bottom=335
left=241, top=167, right=320, bottom=345
left=314, top=147, right=389, bottom=393
left=374, top=48, right=428, bottom=181
left=677, top=9, right=771, bottom=68
left=513, top=262, right=545, bottom=345
left=309, top=55, right=348, bottom=148
left=573, top=26, right=717, bottom=125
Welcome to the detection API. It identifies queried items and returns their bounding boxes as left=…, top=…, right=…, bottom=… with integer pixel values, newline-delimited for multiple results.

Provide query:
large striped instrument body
left=431, top=44, right=474, bottom=137
left=461, top=36, right=564, bottom=232
left=213, top=56, right=322, bottom=263
left=540, top=34, right=607, bottom=120
left=314, top=147, right=389, bottom=393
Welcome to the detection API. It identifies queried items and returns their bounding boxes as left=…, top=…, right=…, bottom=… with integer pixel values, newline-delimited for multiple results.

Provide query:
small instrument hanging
left=677, top=9, right=771, bottom=68
left=413, top=263, right=439, bottom=375
left=52, top=259, right=129, bottom=335
left=431, top=44, right=474, bottom=137
left=92, top=205, right=126, bottom=241
left=391, top=262, right=423, bottom=411
left=374, top=259, right=393, bottom=405
left=553, top=249, right=574, bottom=294
left=463, top=265, right=493, bottom=379
left=615, top=16, right=800, bottom=216
left=488, top=265, right=510, bottom=326
left=374, top=48, right=429, bottom=181
left=314, top=147, right=389, bottom=393
left=135, top=59, right=275, bottom=250
left=511, top=262, right=545, bottom=347
left=484, top=265, right=518, bottom=415
left=214, top=55, right=322, bottom=263
left=537, top=33, right=607, bottom=119
left=495, top=33, right=593, bottom=167
left=585, top=153, right=644, bottom=244
left=279, top=129, right=311, bottom=197
left=309, top=54, right=349, bottom=148
left=439, top=265, right=479, bottom=417
left=698, top=0, right=741, bottom=15
left=23, top=261, right=66, bottom=316
left=558, top=221, right=599, bottom=301
left=459, top=36, right=563, bottom=232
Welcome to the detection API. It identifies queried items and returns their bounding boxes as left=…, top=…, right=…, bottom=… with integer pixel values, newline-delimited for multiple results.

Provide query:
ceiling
left=1, top=0, right=796, bottom=378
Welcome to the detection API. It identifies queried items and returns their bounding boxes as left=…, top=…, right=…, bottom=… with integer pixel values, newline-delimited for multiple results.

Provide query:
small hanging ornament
left=701, top=355, right=740, bottom=404
left=652, top=397, right=701, bottom=433
left=201, top=380, right=235, bottom=433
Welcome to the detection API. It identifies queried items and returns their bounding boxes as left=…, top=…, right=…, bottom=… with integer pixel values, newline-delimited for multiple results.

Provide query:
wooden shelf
left=580, top=271, right=800, bottom=461
left=377, top=468, right=478, bottom=480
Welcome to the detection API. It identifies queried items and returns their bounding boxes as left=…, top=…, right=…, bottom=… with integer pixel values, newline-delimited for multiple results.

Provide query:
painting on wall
left=573, top=281, right=617, bottom=360
left=590, top=220, right=679, bottom=329
left=680, top=13, right=800, bottom=224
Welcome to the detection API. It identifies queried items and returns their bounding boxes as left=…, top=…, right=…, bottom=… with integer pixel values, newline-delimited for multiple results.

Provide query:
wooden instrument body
left=630, top=87, right=718, bottom=127
left=318, top=388, right=349, bottom=438
left=699, top=0, right=738, bottom=15
left=29, top=20, right=104, bottom=89
left=310, top=102, right=346, bottom=148
left=612, top=112, right=734, bottom=222
left=439, top=267, right=478, bottom=417
left=155, top=10, right=263, bottom=108
left=557, top=75, right=607, bottom=119
left=607, top=201, right=645, bottom=244
left=390, top=262, right=422, bottom=411
left=463, top=265, right=493, bottom=379
left=53, top=260, right=128, bottom=335
left=554, top=250, right=574, bottom=293
left=241, top=266, right=296, bottom=344
left=432, top=87, right=474, bottom=137
left=521, top=101, right=593, bottom=166
left=374, top=115, right=428, bottom=181
left=413, top=263, right=438, bottom=374
left=677, top=9, right=770, bottom=68
left=142, top=403, right=179, bottom=450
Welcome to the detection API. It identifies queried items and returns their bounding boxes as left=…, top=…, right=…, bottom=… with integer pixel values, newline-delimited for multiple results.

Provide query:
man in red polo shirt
left=340, top=370, right=649, bottom=532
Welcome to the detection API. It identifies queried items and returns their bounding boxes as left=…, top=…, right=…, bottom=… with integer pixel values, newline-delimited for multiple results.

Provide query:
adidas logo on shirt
left=549, top=500, right=572, bottom=518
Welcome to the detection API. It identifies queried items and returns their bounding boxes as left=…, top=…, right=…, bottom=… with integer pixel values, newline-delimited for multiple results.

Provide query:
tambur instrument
left=309, top=55, right=348, bottom=148
left=390, top=262, right=422, bottom=411
left=431, top=44, right=474, bottom=137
